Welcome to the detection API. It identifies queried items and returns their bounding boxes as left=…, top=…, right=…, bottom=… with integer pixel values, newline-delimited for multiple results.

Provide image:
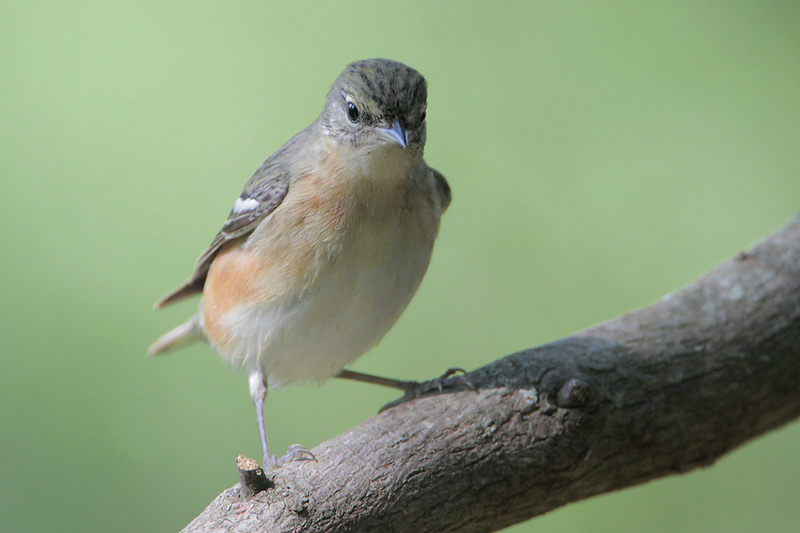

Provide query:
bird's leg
left=335, top=368, right=475, bottom=412
left=335, top=369, right=411, bottom=390
left=248, top=370, right=316, bottom=470
left=248, top=371, right=273, bottom=468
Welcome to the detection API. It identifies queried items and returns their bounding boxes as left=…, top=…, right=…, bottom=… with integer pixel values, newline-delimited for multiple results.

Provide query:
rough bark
left=183, top=214, right=800, bottom=533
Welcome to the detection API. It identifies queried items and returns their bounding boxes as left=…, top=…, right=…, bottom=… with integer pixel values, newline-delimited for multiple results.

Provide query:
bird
left=149, top=58, right=451, bottom=469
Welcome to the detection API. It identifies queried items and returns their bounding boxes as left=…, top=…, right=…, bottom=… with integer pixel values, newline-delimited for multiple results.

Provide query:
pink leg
left=248, top=371, right=274, bottom=468
left=248, top=370, right=315, bottom=469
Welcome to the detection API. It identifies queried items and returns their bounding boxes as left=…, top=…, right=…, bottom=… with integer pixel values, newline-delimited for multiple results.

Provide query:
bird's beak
left=377, top=120, right=408, bottom=148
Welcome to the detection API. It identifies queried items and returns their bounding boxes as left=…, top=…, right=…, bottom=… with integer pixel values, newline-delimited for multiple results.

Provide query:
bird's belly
left=216, top=212, right=437, bottom=387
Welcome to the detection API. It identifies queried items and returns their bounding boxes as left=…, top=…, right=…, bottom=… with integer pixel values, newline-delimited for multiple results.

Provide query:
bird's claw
left=379, top=367, right=475, bottom=412
left=435, top=367, right=476, bottom=391
left=264, top=444, right=317, bottom=470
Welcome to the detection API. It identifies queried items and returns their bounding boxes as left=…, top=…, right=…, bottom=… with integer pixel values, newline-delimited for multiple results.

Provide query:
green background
left=2, top=1, right=799, bottom=531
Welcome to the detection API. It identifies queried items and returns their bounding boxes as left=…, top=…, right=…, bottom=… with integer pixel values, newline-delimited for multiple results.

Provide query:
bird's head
left=320, top=58, right=428, bottom=159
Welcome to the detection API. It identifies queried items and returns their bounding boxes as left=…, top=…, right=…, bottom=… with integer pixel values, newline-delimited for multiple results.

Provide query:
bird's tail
left=148, top=314, right=204, bottom=356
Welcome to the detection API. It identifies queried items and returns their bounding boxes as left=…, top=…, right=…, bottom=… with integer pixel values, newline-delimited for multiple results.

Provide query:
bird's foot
left=263, top=444, right=317, bottom=470
left=379, top=367, right=475, bottom=412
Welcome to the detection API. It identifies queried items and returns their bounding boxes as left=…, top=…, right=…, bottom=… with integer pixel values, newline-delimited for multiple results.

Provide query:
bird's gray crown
left=330, top=58, right=427, bottom=120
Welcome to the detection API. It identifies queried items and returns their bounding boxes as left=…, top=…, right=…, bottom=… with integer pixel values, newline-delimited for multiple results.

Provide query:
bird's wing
left=154, top=162, right=291, bottom=309
left=432, top=168, right=451, bottom=212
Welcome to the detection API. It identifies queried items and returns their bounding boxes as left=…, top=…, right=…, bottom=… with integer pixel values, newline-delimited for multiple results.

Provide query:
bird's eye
left=347, top=101, right=360, bottom=123
left=420, top=111, right=427, bottom=123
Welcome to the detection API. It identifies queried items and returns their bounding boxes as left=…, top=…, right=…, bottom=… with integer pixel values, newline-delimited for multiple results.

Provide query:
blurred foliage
left=2, top=1, right=799, bottom=531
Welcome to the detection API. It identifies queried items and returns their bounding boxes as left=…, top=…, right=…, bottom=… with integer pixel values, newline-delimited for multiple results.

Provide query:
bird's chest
left=310, top=170, right=437, bottom=292
left=242, top=165, right=439, bottom=304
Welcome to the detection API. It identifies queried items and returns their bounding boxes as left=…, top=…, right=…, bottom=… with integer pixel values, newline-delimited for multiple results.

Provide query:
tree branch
left=183, top=213, right=800, bottom=533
